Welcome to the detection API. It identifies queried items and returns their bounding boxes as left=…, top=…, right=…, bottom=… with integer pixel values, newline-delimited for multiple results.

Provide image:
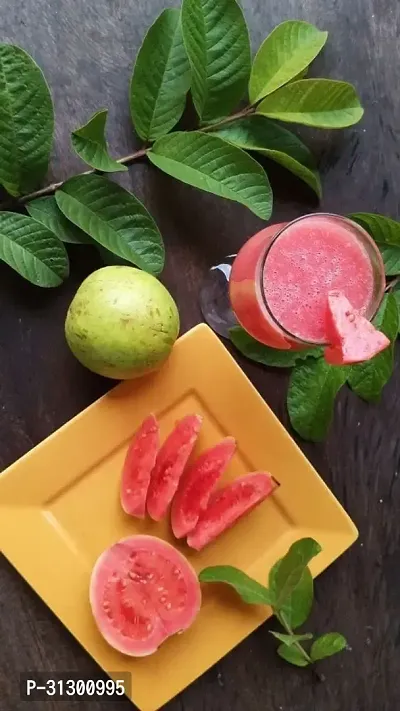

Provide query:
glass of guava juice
left=200, top=213, right=386, bottom=350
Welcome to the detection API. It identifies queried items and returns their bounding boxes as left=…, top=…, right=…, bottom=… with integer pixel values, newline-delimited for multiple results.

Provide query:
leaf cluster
left=200, top=538, right=347, bottom=667
left=0, top=6, right=363, bottom=287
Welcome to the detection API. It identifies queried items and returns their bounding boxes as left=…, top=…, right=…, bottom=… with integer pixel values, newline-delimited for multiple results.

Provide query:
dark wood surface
left=1, top=1, right=399, bottom=709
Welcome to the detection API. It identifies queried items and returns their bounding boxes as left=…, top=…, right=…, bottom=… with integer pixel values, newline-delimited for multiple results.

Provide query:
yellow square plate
left=0, top=324, right=357, bottom=711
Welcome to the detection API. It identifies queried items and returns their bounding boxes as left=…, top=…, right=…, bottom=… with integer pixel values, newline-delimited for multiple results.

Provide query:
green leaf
left=379, top=246, right=400, bottom=276
left=96, top=245, right=132, bottom=267
left=257, top=79, right=364, bottom=128
left=26, top=196, right=89, bottom=244
left=347, top=294, right=398, bottom=402
left=213, top=116, right=314, bottom=167
left=229, top=325, right=323, bottom=367
left=130, top=9, right=191, bottom=141
left=269, top=562, right=314, bottom=629
left=270, top=631, right=313, bottom=646
left=249, top=21, right=328, bottom=103
left=310, top=633, right=347, bottom=661
left=181, top=0, right=251, bottom=123
left=55, top=174, right=165, bottom=274
left=392, top=283, right=400, bottom=330
left=71, top=109, right=127, bottom=173
left=148, top=131, right=272, bottom=220
left=290, top=67, right=309, bottom=82
left=268, top=538, right=321, bottom=612
left=287, top=358, right=348, bottom=441
left=0, top=44, right=54, bottom=196
left=277, top=643, right=310, bottom=667
left=0, top=212, right=69, bottom=286
left=349, top=213, right=400, bottom=276
left=213, top=116, right=322, bottom=197
left=199, top=566, right=272, bottom=605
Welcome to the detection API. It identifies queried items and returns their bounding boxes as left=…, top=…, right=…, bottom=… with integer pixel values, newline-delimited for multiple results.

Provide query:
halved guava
left=90, top=535, right=201, bottom=657
left=325, top=290, right=390, bottom=365
left=171, top=437, right=236, bottom=539
left=187, top=472, right=276, bottom=551
left=120, top=414, right=159, bottom=518
left=146, top=414, right=202, bottom=521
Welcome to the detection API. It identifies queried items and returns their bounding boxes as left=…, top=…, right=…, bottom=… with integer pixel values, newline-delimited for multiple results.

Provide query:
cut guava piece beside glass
left=90, top=535, right=201, bottom=657
left=171, top=437, right=236, bottom=539
left=325, top=290, right=390, bottom=365
left=146, top=414, right=202, bottom=521
left=120, top=414, right=160, bottom=518
left=187, top=472, right=276, bottom=551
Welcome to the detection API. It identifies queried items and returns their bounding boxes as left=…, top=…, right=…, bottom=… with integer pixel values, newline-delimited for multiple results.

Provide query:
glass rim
left=257, top=212, right=386, bottom=347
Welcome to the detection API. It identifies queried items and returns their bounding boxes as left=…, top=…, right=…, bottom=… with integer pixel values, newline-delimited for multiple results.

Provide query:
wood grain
left=0, top=0, right=399, bottom=709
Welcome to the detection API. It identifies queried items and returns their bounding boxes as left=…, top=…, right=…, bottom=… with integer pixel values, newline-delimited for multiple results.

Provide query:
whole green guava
left=65, top=266, right=180, bottom=379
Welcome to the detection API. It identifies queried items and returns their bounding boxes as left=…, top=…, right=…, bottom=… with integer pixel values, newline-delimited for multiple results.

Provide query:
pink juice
left=229, top=214, right=385, bottom=349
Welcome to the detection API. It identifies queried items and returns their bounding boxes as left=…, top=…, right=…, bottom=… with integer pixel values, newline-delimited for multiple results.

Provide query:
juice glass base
left=199, top=224, right=290, bottom=346
left=199, top=254, right=239, bottom=339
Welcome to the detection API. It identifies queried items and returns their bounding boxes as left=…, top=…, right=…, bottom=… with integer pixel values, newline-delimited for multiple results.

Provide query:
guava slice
left=187, top=472, right=276, bottom=551
left=171, top=437, right=236, bottom=539
left=120, top=414, right=160, bottom=518
left=146, top=414, right=202, bottom=521
left=90, top=535, right=201, bottom=657
left=325, top=290, right=390, bottom=365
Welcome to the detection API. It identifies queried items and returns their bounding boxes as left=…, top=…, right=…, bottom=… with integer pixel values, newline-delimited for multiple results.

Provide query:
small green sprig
left=199, top=538, right=347, bottom=668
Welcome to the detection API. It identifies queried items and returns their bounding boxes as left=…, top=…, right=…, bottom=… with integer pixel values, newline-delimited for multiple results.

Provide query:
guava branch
left=385, top=275, right=400, bottom=292
left=200, top=105, right=255, bottom=132
left=1, top=105, right=256, bottom=209
left=15, top=148, right=148, bottom=206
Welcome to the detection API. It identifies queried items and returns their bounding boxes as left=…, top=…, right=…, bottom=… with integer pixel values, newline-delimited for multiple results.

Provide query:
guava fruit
left=120, top=414, right=160, bottom=518
left=146, top=414, right=203, bottom=521
left=65, top=266, right=180, bottom=380
left=324, top=290, right=390, bottom=365
left=171, top=437, right=236, bottom=539
left=187, top=472, right=276, bottom=551
left=90, top=535, right=201, bottom=657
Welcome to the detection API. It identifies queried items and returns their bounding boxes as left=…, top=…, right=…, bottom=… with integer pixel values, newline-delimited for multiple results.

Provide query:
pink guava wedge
left=146, top=414, right=202, bottom=521
left=325, top=290, right=390, bottom=365
left=171, top=437, right=236, bottom=539
left=187, top=472, right=276, bottom=551
left=120, top=414, right=159, bottom=518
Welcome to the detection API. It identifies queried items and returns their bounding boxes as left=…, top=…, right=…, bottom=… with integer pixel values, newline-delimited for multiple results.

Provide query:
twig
left=277, top=611, right=326, bottom=682
left=385, top=276, right=400, bottom=293
left=201, top=105, right=256, bottom=132
left=277, top=612, right=313, bottom=665
left=0, top=148, right=148, bottom=209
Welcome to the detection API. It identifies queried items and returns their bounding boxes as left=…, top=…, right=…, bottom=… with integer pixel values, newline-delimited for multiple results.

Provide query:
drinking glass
left=199, top=213, right=386, bottom=350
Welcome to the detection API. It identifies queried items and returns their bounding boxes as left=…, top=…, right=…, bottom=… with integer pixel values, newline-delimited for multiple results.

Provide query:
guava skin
left=65, top=266, right=180, bottom=379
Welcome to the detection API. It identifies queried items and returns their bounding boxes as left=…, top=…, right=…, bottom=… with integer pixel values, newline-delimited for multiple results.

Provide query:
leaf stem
left=385, top=276, right=400, bottom=293
left=276, top=611, right=312, bottom=665
left=1, top=148, right=148, bottom=208
left=276, top=610, right=326, bottom=681
left=201, top=105, right=256, bottom=133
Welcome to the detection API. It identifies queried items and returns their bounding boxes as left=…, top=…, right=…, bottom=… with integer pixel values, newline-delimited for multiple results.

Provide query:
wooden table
left=1, top=1, right=399, bottom=709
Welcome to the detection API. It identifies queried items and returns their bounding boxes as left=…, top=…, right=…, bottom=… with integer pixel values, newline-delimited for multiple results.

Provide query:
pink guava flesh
left=187, top=473, right=276, bottom=551
left=146, top=414, right=202, bottom=521
left=120, top=415, right=160, bottom=518
left=171, top=437, right=236, bottom=539
left=325, top=290, right=390, bottom=365
left=90, top=535, right=201, bottom=657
